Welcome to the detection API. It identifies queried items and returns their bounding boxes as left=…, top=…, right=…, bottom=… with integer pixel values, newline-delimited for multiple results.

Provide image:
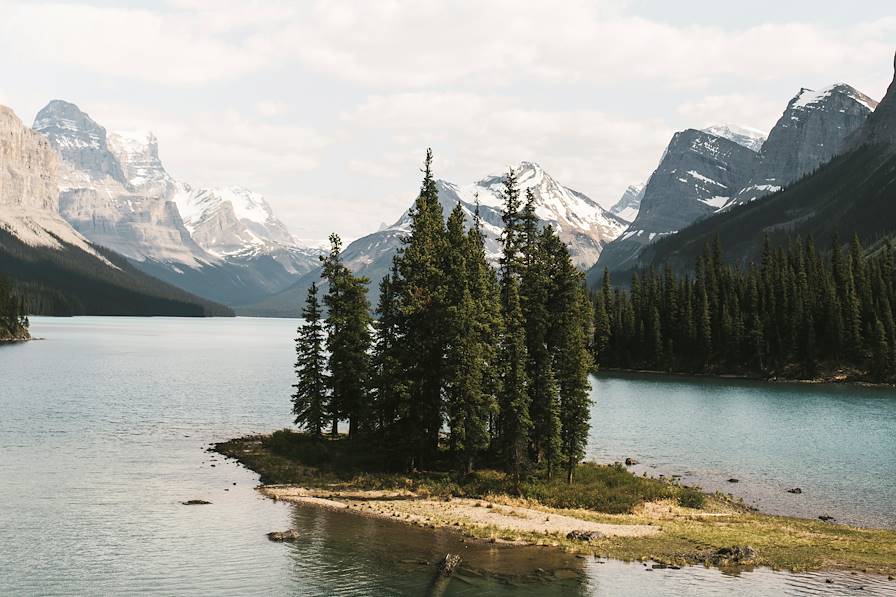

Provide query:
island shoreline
left=214, top=433, right=896, bottom=578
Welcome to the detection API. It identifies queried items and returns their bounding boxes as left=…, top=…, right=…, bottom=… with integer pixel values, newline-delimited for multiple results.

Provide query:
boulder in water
left=267, top=529, right=300, bottom=542
left=181, top=499, right=211, bottom=505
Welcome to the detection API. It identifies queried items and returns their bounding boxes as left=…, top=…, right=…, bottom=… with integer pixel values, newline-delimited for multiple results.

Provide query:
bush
left=678, top=486, right=706, bottom=509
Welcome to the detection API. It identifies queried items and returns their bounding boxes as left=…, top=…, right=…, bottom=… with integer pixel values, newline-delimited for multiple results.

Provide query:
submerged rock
left=181, top=499, right=211, bottom=505
left=624, top=458, right=639, bottom=466
left=267, top=529, right=300, bottom=542
left=818, top=515, right=835, bottom=522
left=786, top=487, right=802, bottom=494
left=727, top=478, right=739, bottom=483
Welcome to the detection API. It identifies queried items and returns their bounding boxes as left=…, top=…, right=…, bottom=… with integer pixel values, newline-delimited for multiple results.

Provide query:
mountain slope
left=628, top=55, right=896, bottom=278
left=609, top=183, right=645, bottom=223
left=244, top=162, right=627, bottom=316
left=0, top=105, right=231, bottom=316
left=592, top=129, right=759, bottom=276
left=32, top=100, right=315, bottom=306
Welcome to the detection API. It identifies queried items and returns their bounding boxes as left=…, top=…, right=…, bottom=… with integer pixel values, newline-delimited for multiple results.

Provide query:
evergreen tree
left=498, top=275, right=531, bottom=490
left=292, top=283, right=327, bottom=436
left=321, top=233, right=372, bottom=438
left=386, top=149, right=449, bottom=468
left=370, top=264, right=409, bottom=448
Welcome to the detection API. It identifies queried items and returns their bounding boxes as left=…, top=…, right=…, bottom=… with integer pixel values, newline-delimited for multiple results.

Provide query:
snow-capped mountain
left=174, top=184, right=321, bottom=276
left=593, top=129, right=759, bottom=274
left=31, top=100, right=319, bottom=305
left=702, top=124, right=767, bottom=153
left=591, top=83, right=877, bottom=278
left=0, top=105, right=107, bottom=260
left=609, top=183, right=645, bottom=224
left=247, top=162, right=627, bottom=316
left=731, top=84, right=877, bottom=206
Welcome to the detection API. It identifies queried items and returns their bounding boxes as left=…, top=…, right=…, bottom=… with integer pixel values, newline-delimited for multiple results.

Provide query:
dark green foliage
left=321, top=233, right=373, bottom=438
left=0, top=228, right=232, bottom=317
left=677, top=486, right=706, bottom=509
left=0, top=274, right=29, bottom=340
left=593, top=236, right=896, bottom=383
left=292, top=283, right=328, bottom=436
left=295, top=151, right=594, bottom=484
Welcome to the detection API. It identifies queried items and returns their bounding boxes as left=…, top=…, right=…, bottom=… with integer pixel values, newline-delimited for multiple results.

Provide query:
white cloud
left=677, top=93, right=786, bottom=134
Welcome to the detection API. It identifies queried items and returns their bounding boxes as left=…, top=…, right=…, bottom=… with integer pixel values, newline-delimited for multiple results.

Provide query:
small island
left=217, top=431, right=896, bottom=577
left=219, top=154, right=895, bottom=581
left=0, top=275, right=30, bottom=342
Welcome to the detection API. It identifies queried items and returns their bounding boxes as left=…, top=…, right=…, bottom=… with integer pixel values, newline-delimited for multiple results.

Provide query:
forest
left=592, top=235, right=896, bottom=382
left=0, top=274, right=29, bottom=341
left=291, top=150, right=594, bottom=484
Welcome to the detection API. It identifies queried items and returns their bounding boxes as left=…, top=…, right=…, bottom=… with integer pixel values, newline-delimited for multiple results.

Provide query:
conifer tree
left=292, top=283, right=327, bottom=437
left=370, top=264, right=409, bottom=445
left=321, top=233, right=372, bottom=438
left=391, top=149, right=448, bottom=468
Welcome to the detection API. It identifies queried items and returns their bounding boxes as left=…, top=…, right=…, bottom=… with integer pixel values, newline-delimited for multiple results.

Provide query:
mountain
left=244, top=162, right=628, bottom=316
left=624, top=53, right=896, bottom=278
left=590, top=83, right=877, bottom=281
left=609, top=183, right=645, bottom=223
left=702, top=124, right=767, bottom=152
left=0, top=105, right=232, bottom=316
left=32, top=100, right=316, bottom=306
left=173, top=184, right=321, bottom=277
left=592, top=129, right=759, bottom=276
left=732, top=84, right=877, bottom=206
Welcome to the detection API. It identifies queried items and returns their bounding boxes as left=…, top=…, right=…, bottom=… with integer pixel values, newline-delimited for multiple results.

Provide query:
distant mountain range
left=3, top=52, right=894, bottom=316
left=31, top=100, right=321, bottom=306
left=590, top=81, right=879, bottom=281
left=244, top=162, right=629, bottom=315
left=0, top=106, right=231, bottom=316
left=628, top=53, right=896, bottom=275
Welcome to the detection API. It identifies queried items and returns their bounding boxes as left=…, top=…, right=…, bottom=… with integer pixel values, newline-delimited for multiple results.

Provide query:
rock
left=727, top=478, right=739, bottom=483
left=181, top=499, right=211, bottom=505
left=710, top=546, right=757, bottom=566
left=786, top=487, right=802, bottom=494
left=826, top=579, right=834, bottom=584
left=566, top=530, right=604, bottom=542
left=624, top=457, right=639, bottom=466
left=438, top=553, right=462, bottom=577
left=818, top=515, right=835, bottom=522
left=267, top=529, right=299, bottom=542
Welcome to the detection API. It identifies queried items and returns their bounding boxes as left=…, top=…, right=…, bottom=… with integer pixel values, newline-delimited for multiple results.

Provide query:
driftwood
left=427, top=553, right=462, bottom=597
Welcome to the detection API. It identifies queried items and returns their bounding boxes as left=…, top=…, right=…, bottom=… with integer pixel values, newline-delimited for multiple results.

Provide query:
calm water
left=1, top=317, right=894, bottom=596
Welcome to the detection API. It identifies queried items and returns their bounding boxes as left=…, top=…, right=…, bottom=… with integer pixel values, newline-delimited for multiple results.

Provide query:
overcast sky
left=1, top=1, right=894, bottom=244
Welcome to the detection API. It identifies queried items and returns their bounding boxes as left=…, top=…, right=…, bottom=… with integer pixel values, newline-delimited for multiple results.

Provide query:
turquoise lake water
left=1, top=316, right=894, bottom=596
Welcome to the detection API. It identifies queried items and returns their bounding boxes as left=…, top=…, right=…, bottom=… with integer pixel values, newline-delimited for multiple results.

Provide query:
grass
left=215, top=430, right=896, bottom=576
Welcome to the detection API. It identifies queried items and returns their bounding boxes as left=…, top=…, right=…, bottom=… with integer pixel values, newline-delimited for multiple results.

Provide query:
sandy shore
left=261, top=485, right=659, bottom=542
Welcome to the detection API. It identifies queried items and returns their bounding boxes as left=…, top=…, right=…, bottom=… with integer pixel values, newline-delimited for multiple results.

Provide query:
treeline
left=0, top=275, right=29, bottom=340
left=593, top=235, right=896, bottom=382
left=293, top=150, right=594, bottom=483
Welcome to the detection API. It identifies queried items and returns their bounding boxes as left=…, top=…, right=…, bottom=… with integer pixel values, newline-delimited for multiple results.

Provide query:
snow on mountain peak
left=702, top=124, right=767, bottom=152
left=790, top=84, right=878, bottom=113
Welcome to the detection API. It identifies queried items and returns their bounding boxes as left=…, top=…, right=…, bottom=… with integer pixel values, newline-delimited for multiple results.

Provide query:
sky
left=1, top=1, right=894, bottom=244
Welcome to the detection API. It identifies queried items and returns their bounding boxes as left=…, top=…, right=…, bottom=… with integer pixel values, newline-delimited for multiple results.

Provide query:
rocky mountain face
left=851, top=52, right=896, bottom=150
left=245, top=162, right=628, bottom=316
left=31, top=100, right=319, bottom=305
left=592, top=82, right=877, bottom=279
left=610, top=55, right=896, bottom=282
left=733, top=84, right=877, bottom=205
left=593, top=129, right=759, bottom=275
left=174, top=185, right=319, bottom=276
left=609, top=183, right=645, bottom=223
left=0, top=104, right=230, bottom=316
left=0, top=105, right=104, bottom=258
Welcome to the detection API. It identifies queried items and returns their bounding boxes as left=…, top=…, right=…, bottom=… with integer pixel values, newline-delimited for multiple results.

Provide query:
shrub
left=678, top=486, right=706, bottom=509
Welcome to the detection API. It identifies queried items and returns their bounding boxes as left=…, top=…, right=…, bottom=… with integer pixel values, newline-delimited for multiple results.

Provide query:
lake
left=1, top=317, right=894, bottom=596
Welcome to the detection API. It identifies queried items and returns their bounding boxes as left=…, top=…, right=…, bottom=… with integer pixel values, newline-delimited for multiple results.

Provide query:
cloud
left=676, top=93, right=786, bottom=134
left=344, top=91, right=673, bottom=208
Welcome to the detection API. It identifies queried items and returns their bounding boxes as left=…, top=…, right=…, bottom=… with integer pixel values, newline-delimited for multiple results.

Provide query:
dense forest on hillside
left=0, top=274, right=29, bottom=341
left=592, top=234, right=896, bottom=383
left=292, top=151, right=594, bottom=484
left=0, top=228, right=233, bottom=317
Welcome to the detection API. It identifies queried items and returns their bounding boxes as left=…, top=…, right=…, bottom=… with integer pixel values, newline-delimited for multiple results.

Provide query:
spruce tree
left=321, top=233, right=372, bottom=438
left=292, top=283, right=328, bottom=437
